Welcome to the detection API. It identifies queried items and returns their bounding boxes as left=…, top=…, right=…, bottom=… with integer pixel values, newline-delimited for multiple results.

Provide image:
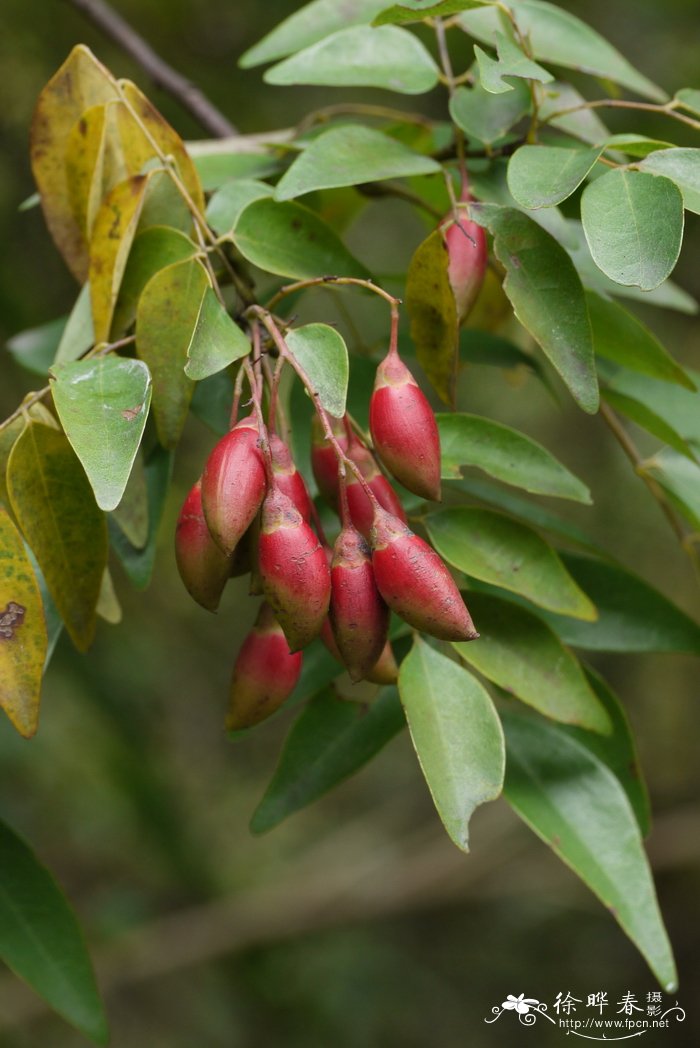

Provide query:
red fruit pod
left=226, top=602, right=302, bottom=731
left=370, top=507, right=478, bottom=642
left=330, top=525, right=389, bottom=682
left=345, top=439, right=406, bottom=539
left=269, top=433, right=314, bottom=523
left=258, top=485, right=331, bottom=651
left=444, top=179, right=487, bottom=325
left=369, top=350, right=441, bottom=501
left=310, top=413, right=348, bottom=505
left=201, top=415, right=267, bottom=555
left=365, top=639, right=399, bottom=685
left=175, top=479, right=231, bottom=611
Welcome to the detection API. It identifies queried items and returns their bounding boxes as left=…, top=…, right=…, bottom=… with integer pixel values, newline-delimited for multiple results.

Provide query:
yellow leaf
left=96, top=567, right=122, bottom=624
left=0, top=403, right=58, bottom=512
left=405, top=228, right=459, bottom=407
left=0, top=507, right=48, bottom=738
left=30, top=45, right=119, bottom=281
left=65, top=104, right=109, bottom=239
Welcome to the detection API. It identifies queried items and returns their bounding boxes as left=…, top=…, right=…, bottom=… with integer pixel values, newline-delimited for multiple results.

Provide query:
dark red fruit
left=369, top=350, right=441, bottom=501
left=175, top=479, right=231, bottom=611
left=258, top=485, right=331, bottom=651
left=269, top=432, right=314, bottom=523
left=444, top=178, right=487, bottom=325
left=345, top=438, right=406, bottom=539
left=226, top=602, right=302, bottom=731
left=310, top=413, right=348, bottom=504
left=365, top=639, right=399, bottom=685
left=201, top=416, right=266, bottom=555
left=330, top=525, right=389, bottom=682
left=370, top=507, right=478, bottom=641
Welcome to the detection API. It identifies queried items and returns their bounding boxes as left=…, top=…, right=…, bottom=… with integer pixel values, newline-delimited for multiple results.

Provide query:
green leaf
left=232, top=198, right=369, bottom=280
left=502, top=711, right=676, bottom=990
left=250, top=687, right=404, bottom=832
left=190, top=370, right=234, bottom=436
left=459, top=329, right=551, bottom=389
left=602, top=389, right=698, bottom=461
left=606, top=367, right=700, bottom=447
left=189, top=150, right=280, bottom=192
left=108, top=444, right=173, bottom=589
left=374, top=0, right=489, bottom=24
left=426, top=507, right=596, bottom=619
left=437, top=412, right=591, bottom=501
left=285, top=324, right=349, bottom=418
left=603, top=134, right=675, bottom=159
left=111, top=225, right=197, bottom=337
left=205, top=179, right=273, bottom=235
left=581, top=170, right=684, bottom=291
left=6, top=317, right=66, bottom=376
left=0, top=508, right=47, bottom=738
left=264, top=25, right=440, bottom=95
left=136, top=257, right=209, bottom=447
left=674, top=88, right=700, bottom=117
left=453, top=593, right=611, bottom=733
left=507, top=144, right=602, bottom=208
left=473, top=205, right=598, bottom=412
left=566, top=669, right=651, bottom=836
left=7, top=423, right=107, bottom=652
left=587, top=292, right=693, bottom=388
left=640, top=148, right=700, bottom=215
left=459, top=2, right=666, bottom=102
left=55, top=283, right=94, bottom=365
left=50, top=357, right=152, bottom=511
left=405, top=227, right=459, bottom=406
left=109, top=452, right=148, bottom=548
left=449, top=79, right=530, bottom=146
left=0, top=817, right=108, bottom=1042
left=240, top=0, right=389, bottom=67
left=398, top=641, right=504, bottom=851
left=474, top=32, right=553, bottom=95
left=641, top=449, right=700, bottom=531
left=505, top=552, right=700, bottom=655
left=275, top=125, right=439, bottom=202
left=184, top=287, right=250, bottom=380
left=288, top=638, right=345, bottom=708
left=538, top=82, right=611, bottom=147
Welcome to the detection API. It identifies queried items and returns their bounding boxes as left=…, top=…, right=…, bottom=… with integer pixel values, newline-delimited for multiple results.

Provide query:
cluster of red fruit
left=175, top=180, right=486, bottom=731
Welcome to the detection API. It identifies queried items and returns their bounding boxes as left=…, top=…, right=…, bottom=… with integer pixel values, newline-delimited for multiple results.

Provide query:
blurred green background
left=1, top=1, right=699, bottom=1045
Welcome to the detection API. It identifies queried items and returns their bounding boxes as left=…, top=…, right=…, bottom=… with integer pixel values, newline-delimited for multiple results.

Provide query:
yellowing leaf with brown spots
left=0, top=508, right=48, bottom=738
left=65, top=104, right=110, bottom=240
left=405, top=227, right=459, bottom=407
left=30, top=45, right=119, bottom=281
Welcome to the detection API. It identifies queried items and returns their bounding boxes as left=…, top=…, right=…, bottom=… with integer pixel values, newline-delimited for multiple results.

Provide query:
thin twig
left=62, top=0, right=237, bottom=137
left=542, top=97, right=700, bottom=134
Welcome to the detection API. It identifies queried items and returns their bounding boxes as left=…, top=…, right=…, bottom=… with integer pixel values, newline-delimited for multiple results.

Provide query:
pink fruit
left=201, top=416, right=267, bottom=555
left=269, top=432, right=313, bottom=523
left=258, top=485, right=331, bottom=651
left=310, top=413, right=348, bottom=505
left=226, top=602, right=302, bottom=730
left=370, top=507, right=478, bottom=642
left=444, top=178, right=487, bottom=325
left=330, top=525, right=389, bottom=682
left=175, top=479, right=231, bottom=611
left=345, top=438, right=406, bottom=539
left=369, top=350, right=441, bottom=501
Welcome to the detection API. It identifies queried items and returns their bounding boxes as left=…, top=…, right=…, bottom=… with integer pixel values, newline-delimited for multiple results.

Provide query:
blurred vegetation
left=0, top=0, right=699, bottom=1044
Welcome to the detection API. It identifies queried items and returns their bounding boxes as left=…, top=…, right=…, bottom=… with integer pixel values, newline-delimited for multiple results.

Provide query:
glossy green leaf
left=640, top=148, right=700, bottom=215
left=507, top=145, right=602, bottom=208
left=205, top=179, right=273, bottom=235
left=0, top=508, right=47, bottom=738
left=285, top=324, right=349, bottom=418
left=502, top=711, right=676, bottom=990
left=674, top=88, right=700, bottom=117
left=250, top=687, right=404, bottom=832
left=136, top=257, right=208, bottom=447
left=50, top=357, right=152, bottom=511
left=473, top=204, right=598, bottom=412
left=0, top=817, right=108, bottom=1042
left=184, top=288, right=250, bottom=380
left=405, top=227, right=459, bottom=406
left=449, top=79, right=530, bottom=146
left=275, top=125, right=439, bottom=201
left=54, top=283, right=94, bottom=365
left=474, top=33, right=553, bottom=95
left=6, top=317, right=66, bottom=376
left=641, top=450, right=700, bottom=531
left=606, top=367, right=700, bottom=447
left=437, top=413, right=590, bottom=501
left=459, top=2, right=665, bottom=102
left=398, top=641, right=504, bottom=851
left=587, top=292, right=693, bottom=388
left=240, top=0, right=388, bottom=67
left=264, top=25, right=440, bottom=95
left=108, top=444, right=172, bottom=589
left=7, top=423, right=107, bottom=652
left=581, top=170, right=684, bottom=290
left=426, top=507, right=596, bottom=619
left=232, top=198, right=369, bottom=280
left=453, top=593, right=611, bottom=733
left=111, top=225, right=197, bottom=336
left=602, top=389, right=698, bottom=461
